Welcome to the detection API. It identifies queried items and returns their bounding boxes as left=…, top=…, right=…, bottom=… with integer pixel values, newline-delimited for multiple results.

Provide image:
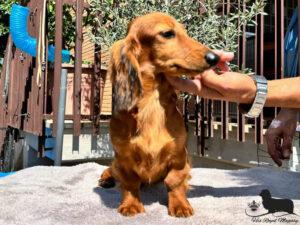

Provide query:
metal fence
left=179, top=0, right=299, bottom=159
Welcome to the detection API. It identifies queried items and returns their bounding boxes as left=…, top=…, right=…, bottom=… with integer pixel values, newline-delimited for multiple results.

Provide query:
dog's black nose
left=205, top=52, right=220, bottom=66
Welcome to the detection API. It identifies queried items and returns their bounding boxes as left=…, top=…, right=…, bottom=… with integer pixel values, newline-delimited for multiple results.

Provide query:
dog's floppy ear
left=109, top=34, right=142, bottom=113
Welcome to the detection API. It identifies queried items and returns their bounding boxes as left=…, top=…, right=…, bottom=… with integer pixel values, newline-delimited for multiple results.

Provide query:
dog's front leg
left=118, top=182, right=145, bottom=216
left=164, top=163, right=194, bottom=217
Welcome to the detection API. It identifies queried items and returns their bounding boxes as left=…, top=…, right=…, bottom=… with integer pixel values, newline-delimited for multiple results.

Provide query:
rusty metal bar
left=221, top=0, right=229, bottom=140
left=183, top=96, right=189, bottom=131
left=207, top=99, right=214, bottom=139
left=199, top=98, right=205, bottom=156
left=195, top=96, right=201, bottom=155
left=254, top=1, right=264, bottom=144
left=274, top=0, right=284, bottom=117
left=49, top=0, right=90, bottom=8
left=226, top=0, right=230, bottom=14
left=73, top=0, right=83, bottom=136
left=221, top=101, right=229, bottom=139
left=237, top=0, right=246, bottom=142
left=52, top=0, right=63, bottom=137
left=207, top=99, right=213, bottom=138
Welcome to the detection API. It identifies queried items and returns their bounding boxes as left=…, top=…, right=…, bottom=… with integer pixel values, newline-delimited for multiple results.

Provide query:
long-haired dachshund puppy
left=99, top=12, right=220, bottom=217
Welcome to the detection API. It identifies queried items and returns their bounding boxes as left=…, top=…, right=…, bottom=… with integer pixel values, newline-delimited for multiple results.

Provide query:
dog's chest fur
left=131, top=88, right=174, bottom=182
left=111, top=76, right=186, bottom=183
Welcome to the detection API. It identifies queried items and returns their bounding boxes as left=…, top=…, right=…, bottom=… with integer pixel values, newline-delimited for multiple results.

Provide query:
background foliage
left=47, top=1, right=94, bottom=55
left=90, top=0, right=266, bottom=72
left=0, top=0, right=265, bottom=69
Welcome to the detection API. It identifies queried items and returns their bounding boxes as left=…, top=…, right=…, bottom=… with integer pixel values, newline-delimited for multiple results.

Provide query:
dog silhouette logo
left=245, top=189, right=299, bottom=218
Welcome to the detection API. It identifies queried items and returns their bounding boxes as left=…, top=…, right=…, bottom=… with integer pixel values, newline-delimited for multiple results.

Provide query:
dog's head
left=109, top=12, right=219, bottom=113
left=259, top=189, right=272, bottom=199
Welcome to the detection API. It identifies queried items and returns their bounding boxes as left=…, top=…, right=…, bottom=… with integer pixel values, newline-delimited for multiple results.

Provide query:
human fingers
left=212, top=50, right=234, bottom=62
left=266, top=131, right=283, bottom=167
left=165, top=75, right=201, bottom=94
left=282, top=135, right=293, bottom=159
left=201, top=69, right=227, bottom=94
left=165, top=74, right=224, bottom=99
left=212, top=50, right=234, bottom=72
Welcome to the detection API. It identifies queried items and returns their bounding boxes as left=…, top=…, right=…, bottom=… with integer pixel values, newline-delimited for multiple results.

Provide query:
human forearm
left=265, top=77, right=300, bottom=108
left=202, top=74, right=300, bottom=108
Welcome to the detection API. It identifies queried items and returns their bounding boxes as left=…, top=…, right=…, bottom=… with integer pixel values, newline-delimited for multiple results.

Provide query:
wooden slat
left=27, top=0, right=34, bottom=133
left=35, top=0, right=46, bottom=137
left=0, top=37, right=12, bottom=154
left=38, top=0, right=47, bottom=155
left=73, top=0, right=83, bottom=136
left=44, top=2, right=49, bottom=121
left=92, top=11, right=102, bottom=135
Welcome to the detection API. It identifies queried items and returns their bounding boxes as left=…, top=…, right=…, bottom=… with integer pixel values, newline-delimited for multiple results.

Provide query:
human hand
left=165, top=50, right=257, bottom=104
left=165, top=50, right=234, bottom=96
left=265, top=108, right=299, bottom=167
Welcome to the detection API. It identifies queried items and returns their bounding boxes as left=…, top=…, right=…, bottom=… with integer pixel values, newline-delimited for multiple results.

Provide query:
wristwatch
left=238, top=75, right=268, bottom=118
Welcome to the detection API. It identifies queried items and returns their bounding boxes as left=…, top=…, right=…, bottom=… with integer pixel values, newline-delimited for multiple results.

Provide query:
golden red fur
left=98, top=12, right=219, bottom=217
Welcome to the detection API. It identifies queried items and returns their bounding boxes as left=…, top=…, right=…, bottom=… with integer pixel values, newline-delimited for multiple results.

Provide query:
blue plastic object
left=10, top=4, right=70, bottom=63
left=0, top=172, right=16, bottom=178
left=284, top=7, right=298, bottom=78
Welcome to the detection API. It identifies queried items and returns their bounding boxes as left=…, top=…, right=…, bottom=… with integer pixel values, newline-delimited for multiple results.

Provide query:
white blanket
left=0, top=163, right=299, bottom=225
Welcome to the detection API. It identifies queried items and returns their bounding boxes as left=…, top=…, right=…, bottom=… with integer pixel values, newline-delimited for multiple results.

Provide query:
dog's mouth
left=169, top=63, right=208, bottom=74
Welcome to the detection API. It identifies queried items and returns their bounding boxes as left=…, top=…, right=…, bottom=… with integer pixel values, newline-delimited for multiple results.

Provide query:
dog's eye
left=159, top=30, right=175, bottom=39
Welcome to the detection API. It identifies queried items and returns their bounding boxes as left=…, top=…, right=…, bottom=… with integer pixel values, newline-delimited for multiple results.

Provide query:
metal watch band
left=243, top=75, right=268, bottom=118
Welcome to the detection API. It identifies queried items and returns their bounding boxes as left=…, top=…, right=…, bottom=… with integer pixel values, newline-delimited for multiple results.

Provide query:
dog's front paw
left=168, top=201, right=194, bottom=217
left=98, top=168, right=115, bottom=188
left=98, top=177, right=115, bottom=188
left=118, top=202, right=145, bottom=216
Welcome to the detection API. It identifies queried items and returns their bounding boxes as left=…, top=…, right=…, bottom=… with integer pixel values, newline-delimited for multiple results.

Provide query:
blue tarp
left=284, top=7, right=298, bottom=78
